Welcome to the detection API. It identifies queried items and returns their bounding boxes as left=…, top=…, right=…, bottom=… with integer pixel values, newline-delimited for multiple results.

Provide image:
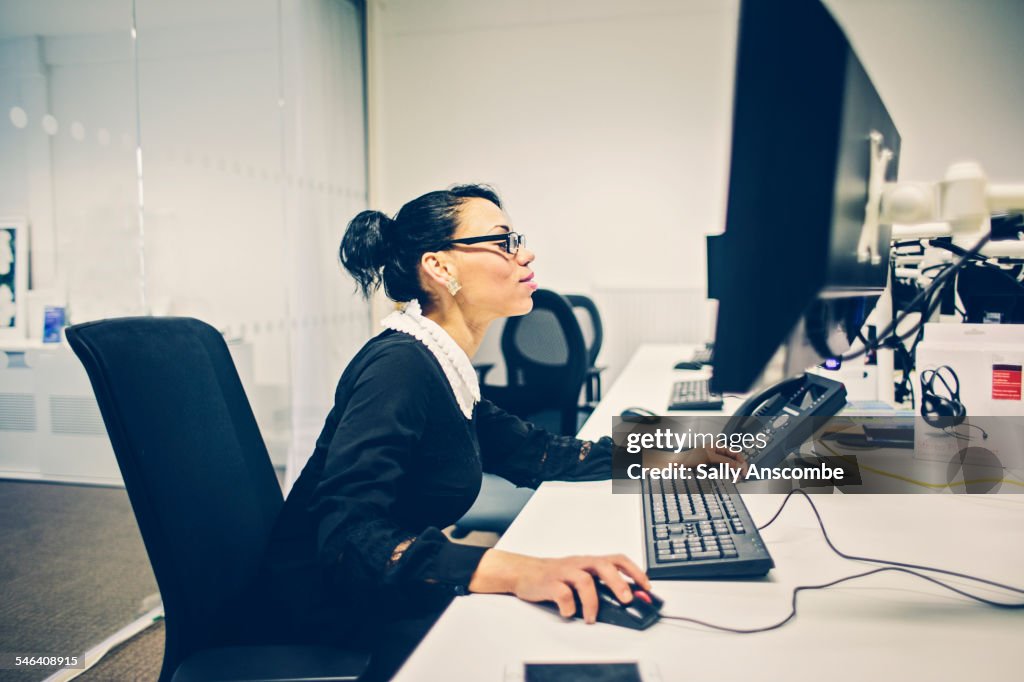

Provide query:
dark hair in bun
left=340, top=183, right=502, bottom=303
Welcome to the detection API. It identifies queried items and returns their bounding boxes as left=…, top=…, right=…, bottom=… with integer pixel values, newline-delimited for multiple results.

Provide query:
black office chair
left=483, top=288, right=589, bottom=436
left=565, top=294, right=605, bottom=411
left=66, top=317, right=369, bottom=682
left=453, top=290, right=590, bottom=539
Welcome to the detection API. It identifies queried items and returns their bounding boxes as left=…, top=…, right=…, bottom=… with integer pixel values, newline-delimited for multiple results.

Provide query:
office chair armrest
left=480, top=384, right=537, bottom=415
left=171, top=645, right=370, bottom=682
left=584, top=366, right=605, bottom=403
left=473, top=363, right=496, bottom=384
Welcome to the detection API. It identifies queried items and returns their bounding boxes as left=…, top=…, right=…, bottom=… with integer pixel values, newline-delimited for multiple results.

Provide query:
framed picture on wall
left=0, top=217, right=29, bottom=340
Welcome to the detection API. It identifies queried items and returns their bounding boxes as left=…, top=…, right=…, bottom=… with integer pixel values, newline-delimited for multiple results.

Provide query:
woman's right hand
left=468, top=548, right=652, bottom=624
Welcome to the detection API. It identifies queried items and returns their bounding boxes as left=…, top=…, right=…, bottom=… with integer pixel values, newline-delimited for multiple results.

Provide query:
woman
left=247, top=184, right=736, bottom=680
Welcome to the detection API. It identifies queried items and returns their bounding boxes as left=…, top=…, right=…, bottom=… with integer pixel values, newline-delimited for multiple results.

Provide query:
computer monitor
left=708, top=0, right=901, bottom=394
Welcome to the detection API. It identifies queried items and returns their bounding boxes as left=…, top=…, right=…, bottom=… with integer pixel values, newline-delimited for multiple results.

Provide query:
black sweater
left=244, top=329, right=613, bottom=642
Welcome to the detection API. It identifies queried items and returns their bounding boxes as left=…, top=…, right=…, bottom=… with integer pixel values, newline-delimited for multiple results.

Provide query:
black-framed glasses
left=446, top=231, right=526, bottom=256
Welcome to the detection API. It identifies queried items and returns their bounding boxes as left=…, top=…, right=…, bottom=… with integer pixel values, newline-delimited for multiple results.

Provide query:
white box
left=914, top=324, right=1024, bottom=472
left=916, top=324, right=1024, bottom=417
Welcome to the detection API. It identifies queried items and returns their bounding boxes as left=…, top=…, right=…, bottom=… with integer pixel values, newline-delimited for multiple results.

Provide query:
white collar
left=380, top=299, right=479, bottom=419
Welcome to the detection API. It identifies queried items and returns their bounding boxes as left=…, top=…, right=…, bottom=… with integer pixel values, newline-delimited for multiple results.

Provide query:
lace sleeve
left=536, top=439, right=597, bottom=475
left=475, top=398, right=613, bottom=486
left=535, top=435, right=613, bottom=483
left=389, top=537, right=415, bottom=567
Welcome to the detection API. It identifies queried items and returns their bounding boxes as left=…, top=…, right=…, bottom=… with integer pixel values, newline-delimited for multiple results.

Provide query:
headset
left=919, top=364, right=988, bottom=440
left=919, top=365, right=966, bottom=428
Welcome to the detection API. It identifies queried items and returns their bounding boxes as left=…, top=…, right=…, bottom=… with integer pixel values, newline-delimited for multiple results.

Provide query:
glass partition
left=0, top=0, right=369, bottom=675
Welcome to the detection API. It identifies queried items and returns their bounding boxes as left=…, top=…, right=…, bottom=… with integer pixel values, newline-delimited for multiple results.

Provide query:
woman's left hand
left=681, top=446, right=749, bottom=473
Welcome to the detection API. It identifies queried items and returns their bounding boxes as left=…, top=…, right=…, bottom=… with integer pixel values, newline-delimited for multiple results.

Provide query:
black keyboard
left=668, top=379, right=724, bottom=410
left=642, top=476, right=774, bottom=578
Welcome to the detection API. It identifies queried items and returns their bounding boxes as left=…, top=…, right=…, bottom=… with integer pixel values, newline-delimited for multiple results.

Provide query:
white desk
left=395, top=344, right=1024, bottom=681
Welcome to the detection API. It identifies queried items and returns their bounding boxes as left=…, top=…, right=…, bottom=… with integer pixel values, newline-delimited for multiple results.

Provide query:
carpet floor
left=0, top=480, right=158, bottom=682
left=0, top=477, right=499, bottom=681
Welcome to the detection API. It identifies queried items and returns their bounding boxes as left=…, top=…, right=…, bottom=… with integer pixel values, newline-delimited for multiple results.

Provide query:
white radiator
left=590, top=287, right=713, bottom=386
left=0, top=340, right=264, bottom=485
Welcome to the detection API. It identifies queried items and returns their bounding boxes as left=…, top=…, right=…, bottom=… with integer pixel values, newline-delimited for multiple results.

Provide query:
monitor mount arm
left=857, top=131, right=894, bottom=265
left=881, top=160, right=1024, bottom=254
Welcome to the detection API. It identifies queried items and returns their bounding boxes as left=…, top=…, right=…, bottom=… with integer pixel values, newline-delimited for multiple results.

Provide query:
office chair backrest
left=501, top=289, right=588, bottom=421
left=565, top=294, right=603, bottom=367
left=66, top=317, right=283, bottom=681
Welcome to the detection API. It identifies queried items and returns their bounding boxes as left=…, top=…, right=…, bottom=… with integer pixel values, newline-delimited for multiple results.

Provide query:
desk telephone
left=724, top=373, right=847, bottom=469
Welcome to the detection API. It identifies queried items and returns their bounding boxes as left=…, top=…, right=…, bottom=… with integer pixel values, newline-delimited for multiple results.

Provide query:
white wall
left=373, top=0, right=737, bottom=294
left=371, top=0, right=1024, bottom=380
left=826, top=0, right=1024, bottom=183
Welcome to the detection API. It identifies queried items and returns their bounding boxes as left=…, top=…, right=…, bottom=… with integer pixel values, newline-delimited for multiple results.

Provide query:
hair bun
left=340, top=210, right=394, bottom=298
left=338, top=184, right=503, bottom=303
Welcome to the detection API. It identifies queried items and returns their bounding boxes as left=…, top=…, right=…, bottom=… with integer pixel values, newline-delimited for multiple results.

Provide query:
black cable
left=853, top=330, right=875, bottom=363
left=885, top=256, right=958, bottom=405
left=893, top=239, right=927, bottom=252
left=893, top=342, right=916, bottom=407
left=658, top=490, right=1024, bottom=634
left=872, top=265, right=948, bottom=352
left=929, top=238, right=1024, bottom=292
left=892, top=237, right=1019, bottom=374
left=930, top=238, right=1001, bottom=263
left=943, top=423, right=989, bottom=441
left=884, top=267, right=957, bottom=348
left=884, top=248, right=946, bottom=366
left=860, top=256, right=946, bottom=405
left=842, top=231, right=992, bottom=362
left=759, top=490, right=1023, bottom=597
left=659, top=566, right=1019, bottom=634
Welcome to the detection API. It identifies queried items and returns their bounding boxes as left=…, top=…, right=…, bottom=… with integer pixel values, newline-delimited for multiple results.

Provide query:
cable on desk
left=942, top=423, right=989, bottom=441
left=757, top=490, right=1024, bottom=597
left=658, top=489, right=1024, bottom=633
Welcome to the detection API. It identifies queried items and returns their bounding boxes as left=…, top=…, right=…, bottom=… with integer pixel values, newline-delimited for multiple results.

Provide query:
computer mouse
left=620, top=407, right=660, bottom=424
left=673, top=360, right=704, bottom=371
left=571, top=581, right=664, bottom=630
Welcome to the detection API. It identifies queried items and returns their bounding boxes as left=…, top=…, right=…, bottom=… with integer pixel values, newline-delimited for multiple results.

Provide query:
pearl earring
left=446, top=278, right=462, bottom=296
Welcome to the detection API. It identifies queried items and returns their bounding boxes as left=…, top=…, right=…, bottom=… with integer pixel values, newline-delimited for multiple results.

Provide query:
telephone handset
left=723, top=372, right=847, bottom=469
